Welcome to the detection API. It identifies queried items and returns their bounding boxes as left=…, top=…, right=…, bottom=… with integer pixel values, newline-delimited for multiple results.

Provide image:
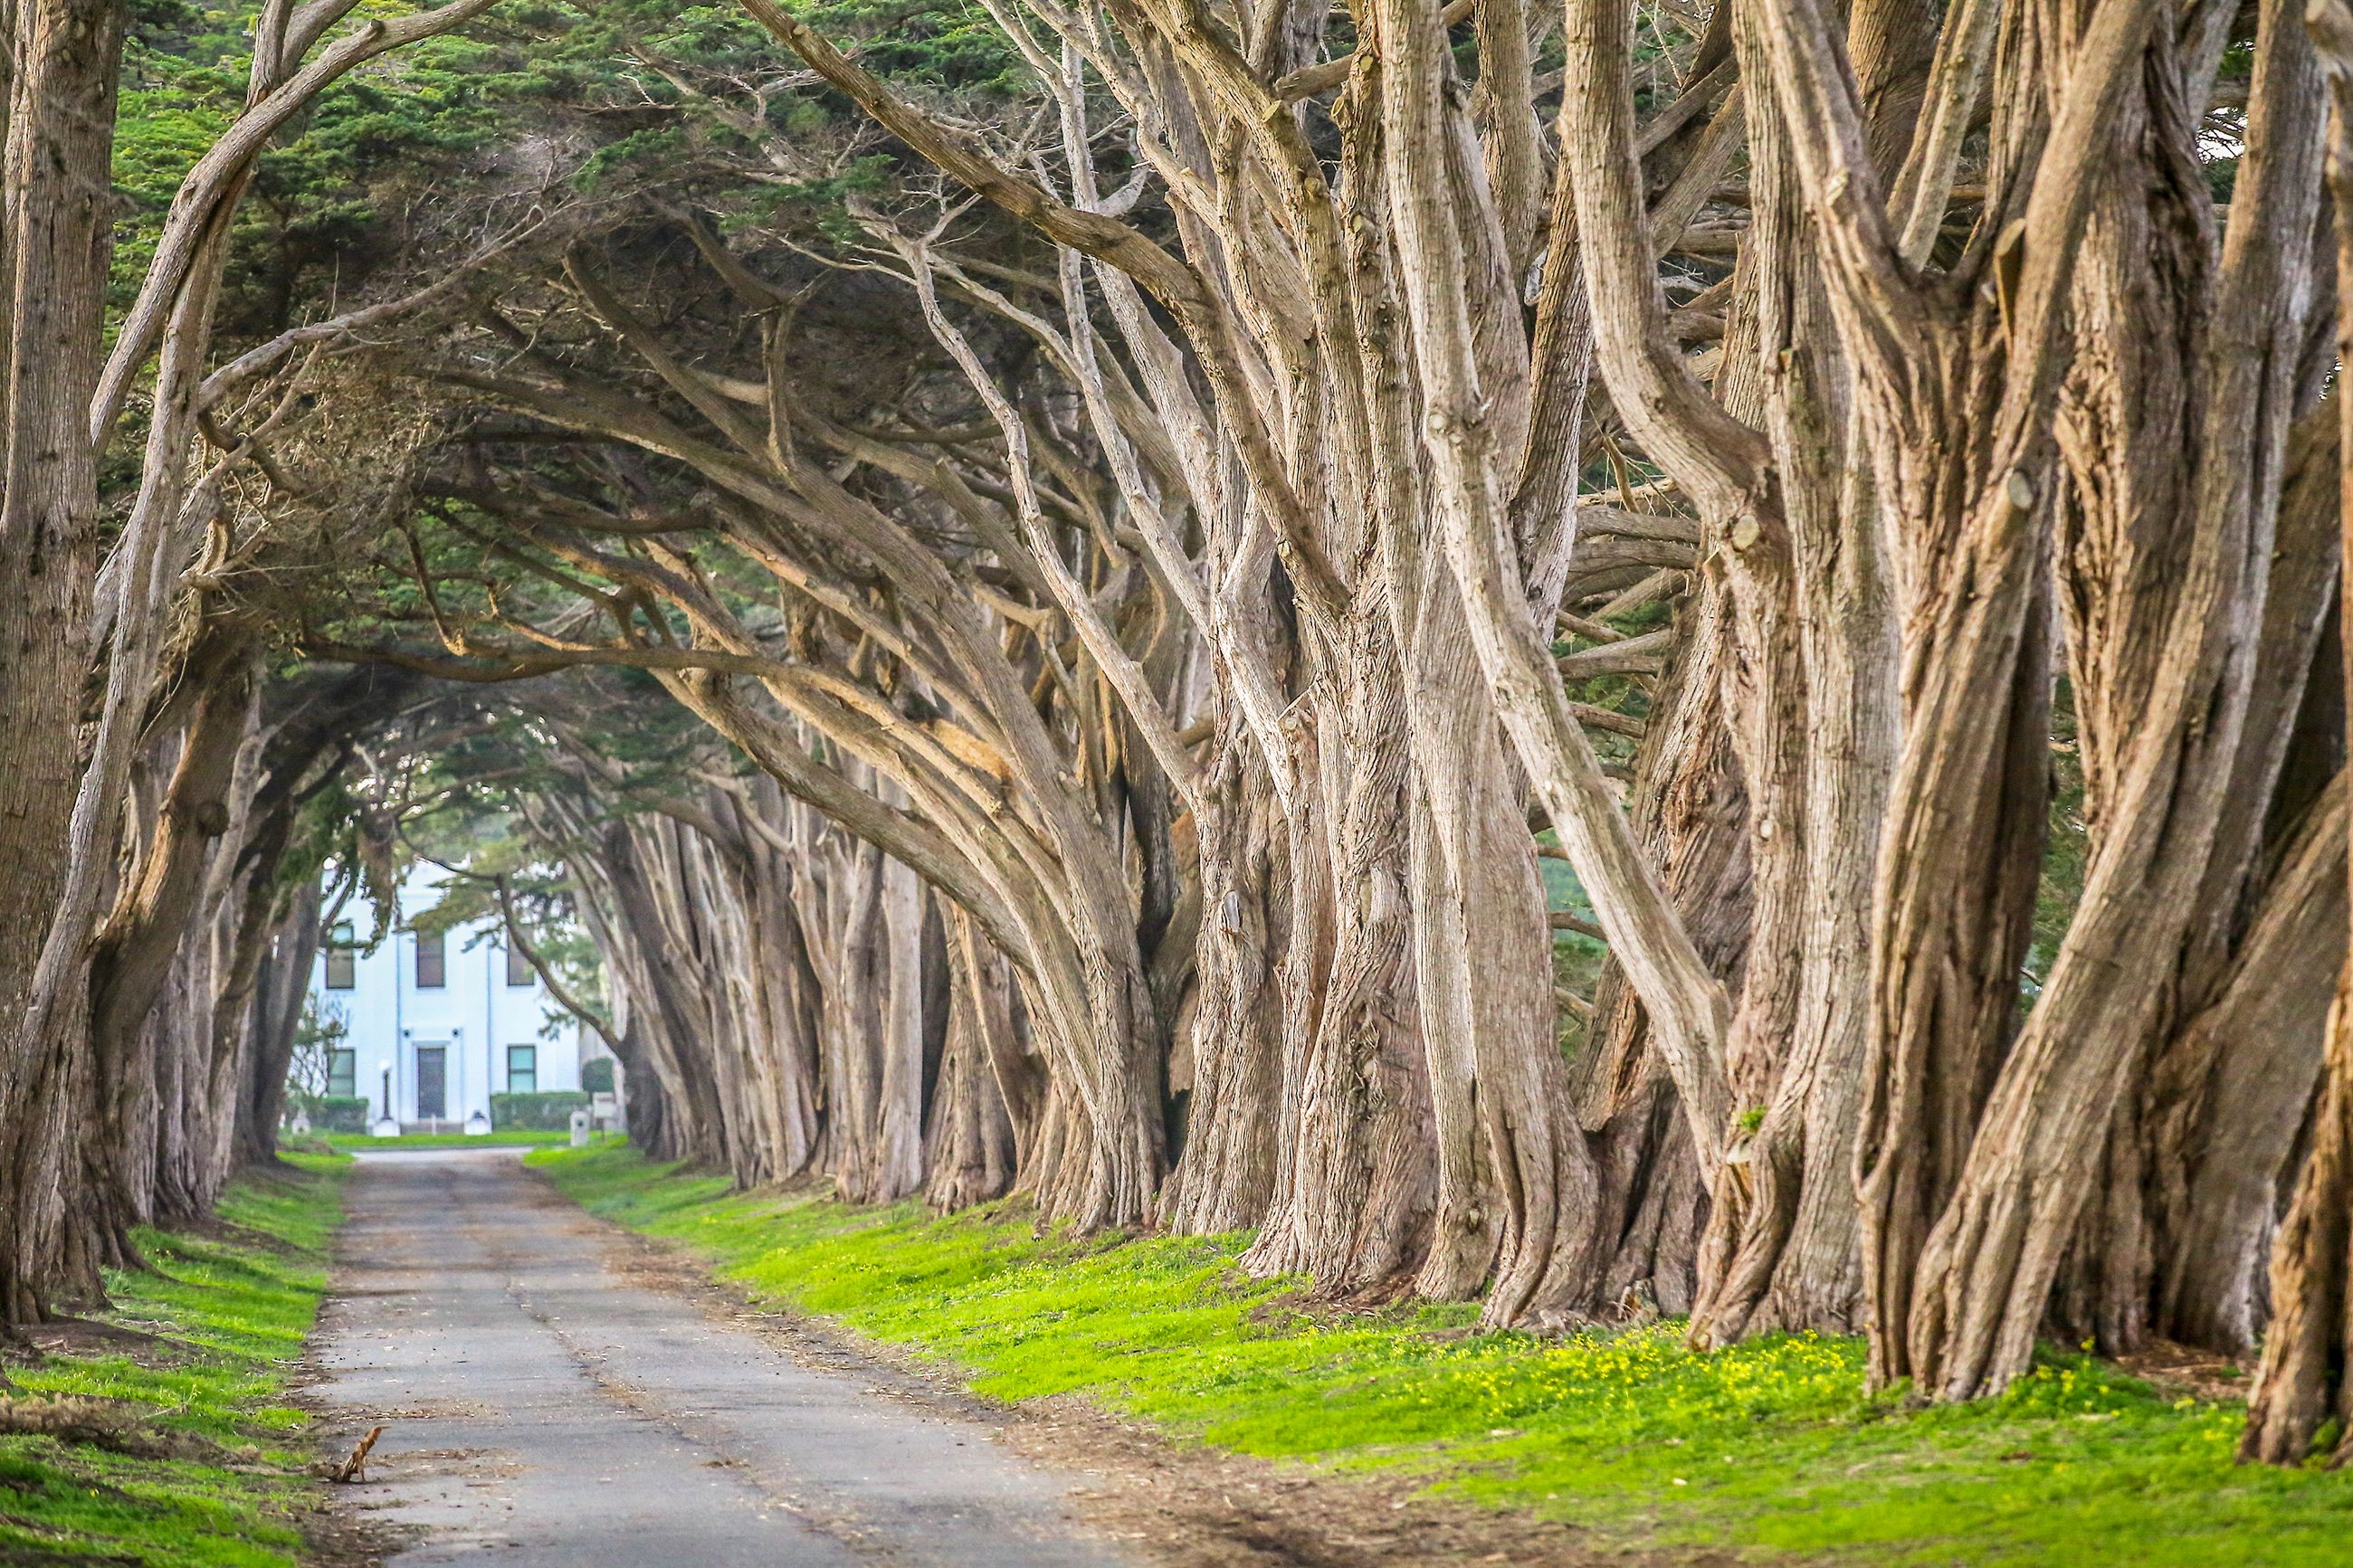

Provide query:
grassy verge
left=0, top=1154, right=350, bottom=1566
left=533, top=1141, right=2353, bottom=1567
left=319, top=1127, right=581, bottom=1151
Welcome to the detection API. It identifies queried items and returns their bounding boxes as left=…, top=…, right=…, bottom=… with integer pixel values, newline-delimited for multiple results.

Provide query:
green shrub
left=491, top=1090, right=590, bottom=1130
left=288, top=1092, right=370, bottom=1134
left=581, top=1057, right=615, bottom=1094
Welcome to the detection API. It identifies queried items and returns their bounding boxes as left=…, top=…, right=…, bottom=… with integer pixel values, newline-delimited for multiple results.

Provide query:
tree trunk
left=0, top=0, right=127, bottom=1325
left=81, top=640, right=259, bottom=1249
left=875, top=856, right=929, bottom=1201
left=1902, top=0, right=2323, bottom=1399
left=2243, top=0, right=2353, bottom=1460
left=2239, top=961, right=2353, bottom=1466
left=1857, top=439, right=2057, bottom=1393
left=1577, top=588, right=1752, bottom=1123
left=2152, top=779, right=2345, bottom=1351
left=235, top=879, right=324, bottom=1168
left=1163, top=734, right=1291, bottom=1233
left=924, top=936, right=1019, bottom=1211
left=1681, top=36, right=1900, bottom=1345
left=1239, top=612, right=1439, bottom=1300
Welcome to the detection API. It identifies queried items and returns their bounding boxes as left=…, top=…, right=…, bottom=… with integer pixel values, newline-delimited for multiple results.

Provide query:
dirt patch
left=570, top=1183, right=1739, bottom=1568
left=0, top=1540, right=145, bottom=1567
left=369, top=1446, right=522, bottom=1475
left=0, top=1395, right=254, bottom=1464
left=369, top=1401, right=498, bottom=1422
left=996, top=1410, right=1735, bottom=1568
left=5, top=1316, right=195, bottom=1370
left=293, top=1488, right=420, bottom=1568
left=2115, top=1339, right=2253, bottom=1404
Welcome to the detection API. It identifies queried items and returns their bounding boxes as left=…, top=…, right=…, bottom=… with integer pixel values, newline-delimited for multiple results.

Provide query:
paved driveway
left=308, top=1148, right=1124, bottom=1566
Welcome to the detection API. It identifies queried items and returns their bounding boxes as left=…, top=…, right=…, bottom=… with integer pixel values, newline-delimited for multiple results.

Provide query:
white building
left=310, top=867, right=604, bottom=1132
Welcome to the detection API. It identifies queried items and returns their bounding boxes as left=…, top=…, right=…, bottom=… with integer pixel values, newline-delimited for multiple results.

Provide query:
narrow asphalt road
left=308, top=1148, right=1127, bottom=1567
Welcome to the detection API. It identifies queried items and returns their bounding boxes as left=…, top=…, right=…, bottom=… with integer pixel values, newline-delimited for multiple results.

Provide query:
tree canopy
left=2, top=0, right=2350, bottom=1469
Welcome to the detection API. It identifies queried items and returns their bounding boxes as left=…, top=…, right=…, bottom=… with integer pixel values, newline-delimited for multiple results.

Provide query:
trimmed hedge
left=580, top=1057, right=614, bottom=1094
left=491, top=1090, right=590, bottom=1130
left=289, top=1093, right=371, bottom=1134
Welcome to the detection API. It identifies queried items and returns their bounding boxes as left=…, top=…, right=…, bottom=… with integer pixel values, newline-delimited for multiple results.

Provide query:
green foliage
left=532, top=1144, right=2353, bottom=1567
left=114, top=10, right=518, bottom=334
left=491, top=1089, right=591, bottom=1129
left=2026, top=679, right=2090, bottom=993
left=1550, top=931, right=1605, bottom=1060
left=322, top=1127, right=573, bottom=1149
left=395, top=803, right=605, bottom=1029
left=283, top=993, right=349, bottom=1100
left=581, top=1056, right=615, bottom=1093
left=284, top=778, right=398, bottom=951
left=101, top=0, right=1085, bottom=366
left=1537, top=570, right=1667, bottom=1058
left=112, top=0, right=1042, bottom=309
left=0, top=1157, right=351, bottom=1566
left=287, top=1092, right=371, bottom=1134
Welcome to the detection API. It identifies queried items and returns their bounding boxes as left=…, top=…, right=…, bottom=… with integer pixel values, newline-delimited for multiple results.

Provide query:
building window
left=506, top=1044, right=538, bottom=1095
left=505, top=940, right=533, bottom=987
left=324, top=923, right=355, bottom=990
left=414, top=928, right=445, bottom=988
left=327, top=1048, right=357, bottom=1098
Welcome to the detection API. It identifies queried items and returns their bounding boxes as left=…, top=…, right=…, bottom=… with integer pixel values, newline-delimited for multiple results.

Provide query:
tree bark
left=0, top=0, right=126, bottom=1324
left=2243, top=0, right=2353, bottom=1462
left=2239, top=962, right=2353, bottom=1466
left=2151, top=779, right=2345, bottom=1352
left=235, top=879, right=324, bottom=1168
left=924, top=929, right=1020, bottom=1211
left=1903, top=0, right=2323, bottom=1399
left=81, top=637, right=261, bottom=1250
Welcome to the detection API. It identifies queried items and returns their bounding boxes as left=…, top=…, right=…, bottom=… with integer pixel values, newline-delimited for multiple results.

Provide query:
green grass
left=0, top=1155, right=351, bottom=1566
left=532, top=1141, right=2353, bottom=1567
left=320, top=1127, right=579, bottom=1151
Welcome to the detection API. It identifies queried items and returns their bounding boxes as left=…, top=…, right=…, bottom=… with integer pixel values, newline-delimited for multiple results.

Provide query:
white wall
left=310, top=866, right=602, bottom=1128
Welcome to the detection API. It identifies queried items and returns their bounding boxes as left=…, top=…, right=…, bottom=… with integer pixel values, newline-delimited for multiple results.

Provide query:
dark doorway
left=414, top=1045, right=447, bottom=1121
